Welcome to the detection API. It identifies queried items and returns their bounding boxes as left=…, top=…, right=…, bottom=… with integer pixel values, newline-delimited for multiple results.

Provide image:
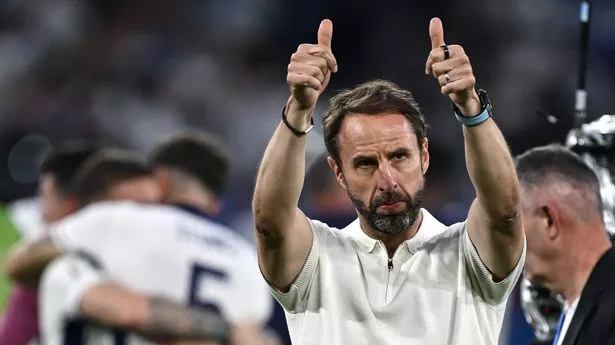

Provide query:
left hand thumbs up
left=425, top=17, right=481, bottom=116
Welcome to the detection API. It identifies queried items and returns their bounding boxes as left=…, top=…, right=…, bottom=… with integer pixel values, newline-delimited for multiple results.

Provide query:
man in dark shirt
left=516, top=144, right=615, bottom=345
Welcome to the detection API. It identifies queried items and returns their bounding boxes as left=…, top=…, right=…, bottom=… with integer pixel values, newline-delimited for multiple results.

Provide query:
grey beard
left=369, top=212, right=414, bottom=235
left=348, top=186, right=424, bottom=235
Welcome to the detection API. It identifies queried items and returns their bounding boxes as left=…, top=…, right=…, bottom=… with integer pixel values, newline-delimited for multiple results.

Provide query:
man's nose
left=377, top=164, right=398, bottom=192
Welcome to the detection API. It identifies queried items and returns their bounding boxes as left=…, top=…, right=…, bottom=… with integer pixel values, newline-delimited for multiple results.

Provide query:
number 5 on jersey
left=188, top=263, right=228, bottom=314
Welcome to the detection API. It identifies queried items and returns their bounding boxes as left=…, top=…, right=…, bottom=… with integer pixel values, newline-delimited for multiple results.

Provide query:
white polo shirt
left=270, top=209, right=526, bottom=345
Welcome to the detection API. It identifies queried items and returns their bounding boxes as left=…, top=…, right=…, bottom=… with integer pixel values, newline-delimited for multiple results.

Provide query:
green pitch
left=0, top=206, right=20, bottom=312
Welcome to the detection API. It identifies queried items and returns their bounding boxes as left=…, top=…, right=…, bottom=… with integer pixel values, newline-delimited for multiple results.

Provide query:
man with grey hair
left=516, top=144, right=615, bottom=345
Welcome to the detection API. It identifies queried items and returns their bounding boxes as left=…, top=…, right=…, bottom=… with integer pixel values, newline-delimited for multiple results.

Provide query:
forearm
left=4, top=237, right=61, bottom=287
left=463, top=119, right=520, bottom=223
left=252, top=99, right=312, bottom=230
left=137, top=297, right=230, bottom=343
left=81, top=285, right=229, bottom=343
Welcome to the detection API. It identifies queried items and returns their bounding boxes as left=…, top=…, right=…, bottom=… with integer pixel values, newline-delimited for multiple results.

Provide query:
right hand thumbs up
left=286, top=19, right=338, bottom=111
left=317, top=19, right=334, bottom=50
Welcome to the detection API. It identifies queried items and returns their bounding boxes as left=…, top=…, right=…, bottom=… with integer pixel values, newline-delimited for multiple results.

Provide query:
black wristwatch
left=452, top=89, right=493, bottom=127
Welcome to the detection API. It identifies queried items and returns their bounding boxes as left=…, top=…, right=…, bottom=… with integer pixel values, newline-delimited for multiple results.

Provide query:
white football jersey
left=39, top=255, right=124, bottom=345
left=47, top=201, right=273, bottom=345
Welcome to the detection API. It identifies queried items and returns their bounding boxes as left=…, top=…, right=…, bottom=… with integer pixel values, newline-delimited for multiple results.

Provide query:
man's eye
left=391, top=153, right=407, bottom=161
left=356, top=160, right=376, bottom=168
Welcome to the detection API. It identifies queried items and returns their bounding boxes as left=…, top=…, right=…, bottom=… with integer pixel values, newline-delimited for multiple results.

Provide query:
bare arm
left=80, top=283, right=230, bottom=344
left=426, top=18, right=523, bottom=280
left=252, top=19, right=337, bottom=291
left=3, top=236, right=61, bottom=287
left=253, top=111, right=315, bottom=291
left=464, top=120, right=523, bottom=280
left=159, top=316, right=269, bottom=345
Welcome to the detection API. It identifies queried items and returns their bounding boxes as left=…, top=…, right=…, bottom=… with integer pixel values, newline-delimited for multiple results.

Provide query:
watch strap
left=452, top=89, right=492, bottom=127
left=454, top=107, right=491, bottom=127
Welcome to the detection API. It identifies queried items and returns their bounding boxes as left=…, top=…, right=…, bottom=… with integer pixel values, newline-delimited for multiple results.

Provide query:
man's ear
left=421, top=138, right=430, bottom=175
left=327, top=157, right=346, bottom=190
left=541, top=201, right=563, bottom=240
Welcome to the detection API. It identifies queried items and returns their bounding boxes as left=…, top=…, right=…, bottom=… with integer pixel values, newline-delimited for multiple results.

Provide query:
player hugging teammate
left=4, top=133, right=274, bottom=345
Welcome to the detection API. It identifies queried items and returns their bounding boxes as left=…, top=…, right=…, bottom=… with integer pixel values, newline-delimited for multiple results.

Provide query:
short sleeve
left=40, top=256, right=105, bottom=318
left=267, top=219, right=324, bottom=313
left=49, top=202, right=121, bottom=255
left=462, top=222, right=526, bottom=305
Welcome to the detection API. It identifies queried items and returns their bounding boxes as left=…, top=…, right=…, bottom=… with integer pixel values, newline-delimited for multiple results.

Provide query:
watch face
left=478, top=89, right=491, bottom=107
left=479, top=89, right=494, bottom=119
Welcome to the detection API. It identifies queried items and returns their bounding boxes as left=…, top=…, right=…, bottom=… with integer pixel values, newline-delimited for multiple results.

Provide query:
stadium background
left=0, top=0, right=614, bottom=344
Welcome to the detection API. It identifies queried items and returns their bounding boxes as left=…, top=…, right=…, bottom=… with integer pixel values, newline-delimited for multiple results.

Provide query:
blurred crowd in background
left=0, top=0, right=614, bottom=344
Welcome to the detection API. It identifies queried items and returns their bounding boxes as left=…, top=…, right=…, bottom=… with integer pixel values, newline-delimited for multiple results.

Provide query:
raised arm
left=425, top=18, right=524, bottom=280
left=252, top=19, right=337, bottom=291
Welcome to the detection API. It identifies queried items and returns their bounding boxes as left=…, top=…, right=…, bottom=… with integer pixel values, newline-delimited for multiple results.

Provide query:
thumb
left=429, top=17, right=445, bottom=50
left=318, top=19, right=333, bottom=48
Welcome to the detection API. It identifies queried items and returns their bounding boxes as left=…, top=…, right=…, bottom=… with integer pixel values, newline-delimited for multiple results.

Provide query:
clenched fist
left=286, top=19, right=338, bottom=111
left=425, top=17, right=481, bottom=116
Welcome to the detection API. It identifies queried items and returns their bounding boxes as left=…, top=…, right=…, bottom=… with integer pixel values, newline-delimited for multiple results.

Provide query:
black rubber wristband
left=281, top=106, right=314, bottom=137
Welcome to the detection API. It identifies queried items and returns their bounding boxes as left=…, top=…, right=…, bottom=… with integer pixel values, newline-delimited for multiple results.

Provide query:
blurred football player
left=72, top=149, right=162, bottom=206
left=5, top=132, right=273, bottom=345
left=9, top=147, right=231, bottom=345
left=0, top=143, right=97, bottom=345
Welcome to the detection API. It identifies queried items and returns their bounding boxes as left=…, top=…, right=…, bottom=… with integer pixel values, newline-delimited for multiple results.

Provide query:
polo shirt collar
left=344, top=208, right=447, bottom=254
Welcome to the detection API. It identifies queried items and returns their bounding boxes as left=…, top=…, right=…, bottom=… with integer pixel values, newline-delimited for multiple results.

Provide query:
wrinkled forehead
left=337, top=113, right=420, bottom=157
